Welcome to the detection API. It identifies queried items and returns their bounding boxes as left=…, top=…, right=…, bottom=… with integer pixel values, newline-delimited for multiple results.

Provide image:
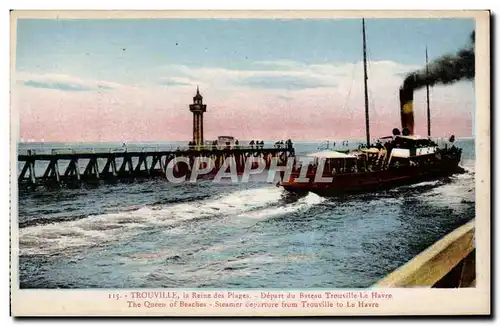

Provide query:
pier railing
left=18, top=146, right=295, bottom=189
left=374, top=219, right=475, bottom=288
left=20, top=145, right=290, bottom=156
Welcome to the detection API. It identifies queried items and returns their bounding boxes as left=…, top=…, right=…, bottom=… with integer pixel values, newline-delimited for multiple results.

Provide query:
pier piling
left=18, top=146, right=295, bottom=190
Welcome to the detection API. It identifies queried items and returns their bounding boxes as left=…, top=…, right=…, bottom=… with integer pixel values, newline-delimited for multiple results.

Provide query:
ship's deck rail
left=374, top=219, right=475, bottom=288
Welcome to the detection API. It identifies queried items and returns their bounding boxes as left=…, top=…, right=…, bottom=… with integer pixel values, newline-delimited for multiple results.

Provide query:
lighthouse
left=189, top=86, right=207, bottom=147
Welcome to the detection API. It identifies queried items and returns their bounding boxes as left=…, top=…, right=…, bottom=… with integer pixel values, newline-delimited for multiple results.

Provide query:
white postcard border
left=9, top=9, right=491, bottom=316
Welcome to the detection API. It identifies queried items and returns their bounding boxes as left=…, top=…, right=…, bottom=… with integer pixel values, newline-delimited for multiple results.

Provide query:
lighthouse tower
left=189, top=86, right=207, bottom=146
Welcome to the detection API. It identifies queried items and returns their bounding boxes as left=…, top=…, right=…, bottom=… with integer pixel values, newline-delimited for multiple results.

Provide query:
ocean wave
left=419, top=174, right=475, bottom=211
left=18, top=186, right=285, bottom=256
left=405, top=180, right=441, bottom=188
left=232, top=192, right=325, bottom=223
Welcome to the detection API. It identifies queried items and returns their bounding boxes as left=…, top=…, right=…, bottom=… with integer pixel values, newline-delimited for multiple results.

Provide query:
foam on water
left=233, top=192, right=325, bottom=223
left=19, top=211, right=148, bottom=256
left=19, top=186, right=284, bottom=256
left=421, top=170, right=475, bottom=210
left=141, top=186, right=284, bottom=229
left=18, top=138, right=477, bottom=288
left=406, top=180, right=441, bottom=188
left=18, top=170, right=473, bottom=256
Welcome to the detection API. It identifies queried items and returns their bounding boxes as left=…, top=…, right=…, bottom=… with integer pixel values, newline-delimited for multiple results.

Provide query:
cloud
left=238, top=74, right=333, bottom=90
left=249, top=60, right=309, bottom=71
left=22, top=80, right=113, bottom=92
left=15, top=72, right=122, bottom=92
left=159, top=61, right=336, bottom=90
left=14, top=60, right=474, bottom=142
left=159, top=77, right=193, bottom=87
left=158, top=60, right=422, bottom=93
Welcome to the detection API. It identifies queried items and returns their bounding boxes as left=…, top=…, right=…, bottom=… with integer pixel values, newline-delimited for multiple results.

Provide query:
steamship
left=279, top=19, right=466, bottom=197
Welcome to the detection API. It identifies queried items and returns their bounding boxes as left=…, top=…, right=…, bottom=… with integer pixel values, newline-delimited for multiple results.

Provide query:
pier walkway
left=18, top=146, right=295, bottom=189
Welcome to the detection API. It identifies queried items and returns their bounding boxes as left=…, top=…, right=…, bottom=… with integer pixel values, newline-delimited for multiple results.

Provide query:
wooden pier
left=374, top=219, right=475, bottom=288
left=18, top=146, right=295, bottom=190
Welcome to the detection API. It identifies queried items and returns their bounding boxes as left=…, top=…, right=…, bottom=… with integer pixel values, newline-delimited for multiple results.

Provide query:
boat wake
left=405, top=180, right=441, bottom=188
left=421, top=172, right=475, bottom=211
left=18, top=186, right=324, bottom=256
left=230, top=192, right=324, bottom=225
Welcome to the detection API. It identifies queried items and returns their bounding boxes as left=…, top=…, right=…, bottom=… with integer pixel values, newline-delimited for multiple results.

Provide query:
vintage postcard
left=10, top=10, right=490, bottom=316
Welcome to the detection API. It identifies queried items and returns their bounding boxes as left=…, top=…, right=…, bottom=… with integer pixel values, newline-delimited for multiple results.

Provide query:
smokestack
left=399, top=87, right=415, bottom=135
left=398, top=31, right=474, bottom=136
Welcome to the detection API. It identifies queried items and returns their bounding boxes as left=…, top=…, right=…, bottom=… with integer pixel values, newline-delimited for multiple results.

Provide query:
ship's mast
left=362, top=18, right=371, bottom=148
left=425, top=47, right=431, bottom=137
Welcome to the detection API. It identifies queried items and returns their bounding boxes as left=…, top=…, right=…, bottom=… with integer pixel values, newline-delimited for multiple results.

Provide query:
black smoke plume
left=402, top=31, right=475, bottom=91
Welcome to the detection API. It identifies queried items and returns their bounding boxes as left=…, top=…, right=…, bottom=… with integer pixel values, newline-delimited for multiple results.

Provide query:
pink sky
left=14, top=61, right=474, bottom=142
